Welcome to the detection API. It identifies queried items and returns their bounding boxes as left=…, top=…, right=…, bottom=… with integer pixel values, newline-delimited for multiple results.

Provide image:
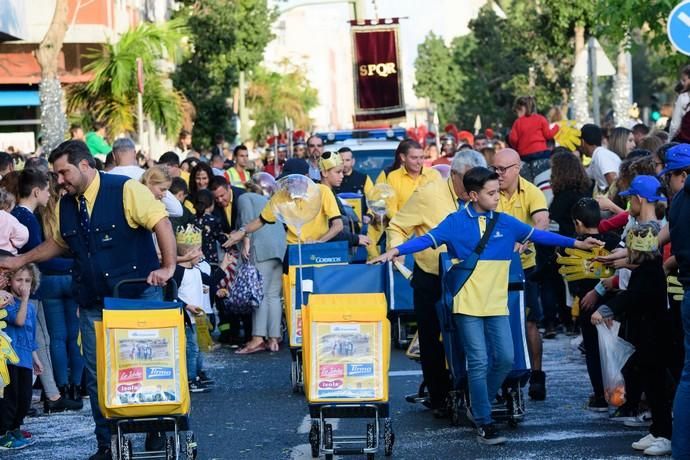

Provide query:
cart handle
left=112, top=278, right=178, bottom=302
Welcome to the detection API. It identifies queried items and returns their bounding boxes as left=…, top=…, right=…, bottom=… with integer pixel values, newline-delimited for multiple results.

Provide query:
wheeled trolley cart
left=96, top=280, right=197, bottom=460
left=303, top=291, right=394, bottom=458
left=439, top=252, right=530, bottom=428
left=283, top=242, right=349, bottom=393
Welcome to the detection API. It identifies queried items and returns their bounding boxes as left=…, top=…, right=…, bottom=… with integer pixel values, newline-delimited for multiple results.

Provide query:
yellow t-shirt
left=180, top=170, right=190, bottom=186
left=260, top=183, right=341, bottom=243
left=385, top=166, right=442, bottom=217
left=496, top=176, right=548, bottom=269
left=387, top=177, right=460, bottom=275
left=52, top=172, right=168, bottom=249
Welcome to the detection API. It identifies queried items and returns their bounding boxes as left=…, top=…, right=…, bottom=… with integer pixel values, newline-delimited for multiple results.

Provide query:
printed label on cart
left=146, top=367, right=173, bottom=379
left=118, top=367, right=143, bottom=383
left=318, top=379, right=343, bottom=389
left=117, top=383, right=142, bottom=393
left=106, top=327, right=182, bottom=407
left=311, top=322, right=383, bottom=401
left=347, top=363, right=374, bottom=377
left=319, top=364, right=344, bottom=379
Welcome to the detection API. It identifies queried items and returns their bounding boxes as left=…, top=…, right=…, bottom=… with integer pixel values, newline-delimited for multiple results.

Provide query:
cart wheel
left=366, top=423, right=375, bottom=448
left=290, top=359, right=299, bottom=393
left=383, top=419, right=394, bottom=457
left=308, top=421, right=320, bottom=458
left=120, top=437, right=132, bottom=460
left=110, top=435, right=119, bottom=460
left=182, top=431, right=197, bottom=460
left=324, top=423, right=333, bottom=449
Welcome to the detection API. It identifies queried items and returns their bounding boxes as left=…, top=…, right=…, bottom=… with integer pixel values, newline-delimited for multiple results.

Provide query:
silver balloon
left=251, top=172, right=277, bottom=196
left=270, top=174, right=322, bottom=233
left=366, top=183, right=396, bottom=218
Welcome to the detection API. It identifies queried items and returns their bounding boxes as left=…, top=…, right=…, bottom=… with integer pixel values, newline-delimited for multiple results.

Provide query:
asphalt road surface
left=5, top=335, right=659, bottom=459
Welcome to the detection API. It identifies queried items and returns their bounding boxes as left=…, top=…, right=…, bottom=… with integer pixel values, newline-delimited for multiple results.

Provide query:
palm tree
left=66, top=18, right=188, bottom=140
left=247, top=61, right=318, bottom=140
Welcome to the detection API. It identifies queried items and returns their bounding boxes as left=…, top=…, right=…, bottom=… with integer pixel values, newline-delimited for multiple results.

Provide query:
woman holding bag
left=235, top=173, right=286, bottom=354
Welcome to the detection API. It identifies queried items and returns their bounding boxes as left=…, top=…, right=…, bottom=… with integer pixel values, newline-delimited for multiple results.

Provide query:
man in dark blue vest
left=0, top=140, right=177, bottom=460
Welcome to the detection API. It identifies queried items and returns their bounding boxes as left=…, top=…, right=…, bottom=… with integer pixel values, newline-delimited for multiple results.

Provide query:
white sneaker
left=632, top=433, right=658, bottom=451
left=624, top=410, right=652, bottom=428
left=643, top=437, right=672, bottom=456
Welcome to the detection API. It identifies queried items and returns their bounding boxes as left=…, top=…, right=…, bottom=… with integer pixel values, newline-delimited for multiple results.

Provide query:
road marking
left=389, top=370, right=423, bottom=377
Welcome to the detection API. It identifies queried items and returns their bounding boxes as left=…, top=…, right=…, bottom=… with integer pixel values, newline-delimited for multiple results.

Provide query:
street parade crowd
left=0, top=83, right=689, bottom=460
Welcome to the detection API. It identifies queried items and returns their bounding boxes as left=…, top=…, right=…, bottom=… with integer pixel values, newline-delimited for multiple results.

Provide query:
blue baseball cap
left=619, top=175, right=667, bottom=202
left=659, top=143, right=690, bottom=176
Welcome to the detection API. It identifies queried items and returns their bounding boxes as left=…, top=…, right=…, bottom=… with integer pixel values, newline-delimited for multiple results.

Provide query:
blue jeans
left=38, top=274, right=83, bottom=386
left=80, top=286, right=163, bottom=448
left=454, top=314, right=514, bottom=426
left=673, top=292, right=690, bottom=459
left=185, top=324, right=203, bottom=381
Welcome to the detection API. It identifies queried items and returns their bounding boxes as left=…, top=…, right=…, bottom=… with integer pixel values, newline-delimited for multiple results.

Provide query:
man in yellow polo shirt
left=385, top=139, right=442, bottom=217
left=0, top=140, right=176, bottom=460
left=368, top=140, right=442, bottom=258
left=224, top=158, right=343, bottom=247
left=492, top=148, right=549, bottom=401
left=387, top=150, right=487, bottom=417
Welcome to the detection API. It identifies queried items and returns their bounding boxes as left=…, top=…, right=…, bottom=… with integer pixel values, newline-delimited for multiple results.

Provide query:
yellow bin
left=95, top=306, right=190, bottom=419
left=302, top=293, right=390, bottom=403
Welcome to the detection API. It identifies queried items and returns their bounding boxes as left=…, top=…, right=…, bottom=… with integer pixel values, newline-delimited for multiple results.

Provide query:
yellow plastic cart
left=302, top=292, right=394, bottom=458
left=95, top=280, right=196, bottom=460
left=283, top=242, right=349, bottom=393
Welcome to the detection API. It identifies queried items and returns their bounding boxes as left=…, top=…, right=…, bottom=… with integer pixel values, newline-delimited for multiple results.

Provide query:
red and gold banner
left=350, top=19, right=405, bottom=126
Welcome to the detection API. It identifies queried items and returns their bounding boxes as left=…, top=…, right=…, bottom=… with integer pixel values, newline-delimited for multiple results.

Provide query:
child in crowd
left=508, top=96, right=559, bottom=182
left=0, top=264, right=42, bottom=449
left=193, top=189, right=227, bottom=264
left=141, top=166, right=172, bottom=202
left=565, top=198, right=621, bottom=411
left=592, top=224, right=673, bottom=456
left=0, top=188, right=28, bottom=255
left=169, top=177, right=196, bottom=230
left=172, top=225, right=212, bottom=393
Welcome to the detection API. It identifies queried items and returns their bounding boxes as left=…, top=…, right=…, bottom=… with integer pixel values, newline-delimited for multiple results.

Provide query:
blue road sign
left=669, top=1, right=690, bottom=56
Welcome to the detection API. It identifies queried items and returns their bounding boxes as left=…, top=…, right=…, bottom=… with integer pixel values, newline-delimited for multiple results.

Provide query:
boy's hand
left=216, top=288, right=228, bottom=298
left=574, top=237, right=604, bottom=251
left=368, top=248, right=399, bottom=265
left=185, top=305, right=204, bottom=316
left=580, top=289, right=600, bottom=311
left=33, top=358, right=43, bottom=376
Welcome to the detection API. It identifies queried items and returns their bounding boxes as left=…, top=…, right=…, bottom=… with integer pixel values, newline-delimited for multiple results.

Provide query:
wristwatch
left=238, top=226, right=248, bottom=235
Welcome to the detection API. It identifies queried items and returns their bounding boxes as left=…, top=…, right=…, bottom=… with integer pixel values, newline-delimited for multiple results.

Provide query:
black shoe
left=189, top=378, right=211, bottom=393
left=144, top=431, right=165, bottom=452
left=88, top=446, right=112, bottom=460
left=544, top=325, right=558, bottom=339
left=528, top=370, right=546, bottom=401
left=67, top=384, right=84, bottom=410
left=26, top=407, right=38, bottom=417
left=476, top=424, right=506, bottom=445
left=197, top=371, right=214, bottom=385
left=587, top=394, right=609, bottom=412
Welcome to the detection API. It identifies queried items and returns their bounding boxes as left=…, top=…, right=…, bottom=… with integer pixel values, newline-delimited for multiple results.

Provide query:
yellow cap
left=175, top=224, right=202, bottom=246
left=318, top=151, right=343, bottom=172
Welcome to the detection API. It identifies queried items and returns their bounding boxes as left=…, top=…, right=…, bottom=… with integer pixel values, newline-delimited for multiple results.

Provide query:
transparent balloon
left=366, top=183, right=396, bottom=220
left=251, top=172, right=278, bottom=196
left=270, top=174, right=322, bottom=234
left=432, top=163, right=451, bottom=179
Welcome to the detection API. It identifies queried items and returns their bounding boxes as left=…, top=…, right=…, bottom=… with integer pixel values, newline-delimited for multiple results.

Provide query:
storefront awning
left=0, top=90, right=39, bottom=107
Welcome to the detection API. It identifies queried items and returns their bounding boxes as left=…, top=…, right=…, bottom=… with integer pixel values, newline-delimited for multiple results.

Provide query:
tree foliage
left=247, top=62, right=318, bottom=140
left=172, top=0, right=276, bottom=147
left=66, top=19, right=187, bottom=140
